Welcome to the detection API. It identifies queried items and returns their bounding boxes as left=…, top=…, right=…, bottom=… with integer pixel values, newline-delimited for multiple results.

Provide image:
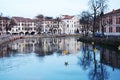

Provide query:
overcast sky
left=0, top=0, right=119, bottom=18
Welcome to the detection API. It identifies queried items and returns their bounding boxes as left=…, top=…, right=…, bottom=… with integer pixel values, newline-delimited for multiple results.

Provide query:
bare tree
left=35, top=14, right=44, bottom=34
left=99, top=0, right=108, bottom=36
left=89, top=0, right=108, bottom=37
left=8, top=18, right=17, bottom=32
left=89, top=0, right=101, bottom=37
left=80, top=11, right=93, bottom=36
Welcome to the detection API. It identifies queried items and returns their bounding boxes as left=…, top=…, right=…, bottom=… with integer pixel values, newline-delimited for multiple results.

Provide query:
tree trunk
left=100, top=12, right=104, bottom=36
left=93, top=11, right=96, bottom=37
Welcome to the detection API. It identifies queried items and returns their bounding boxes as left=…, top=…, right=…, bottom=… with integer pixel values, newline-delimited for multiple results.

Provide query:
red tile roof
left=105, top=8, right=120, bottom=15
left=61, top=15, right=74, bottom=19
left=12, top=17, right=34, bottom=22
left=0, top=17, right=10, bottom=20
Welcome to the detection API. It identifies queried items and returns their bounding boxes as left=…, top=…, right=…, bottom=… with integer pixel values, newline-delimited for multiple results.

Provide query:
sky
left=0, top=0, right=120, bottom=18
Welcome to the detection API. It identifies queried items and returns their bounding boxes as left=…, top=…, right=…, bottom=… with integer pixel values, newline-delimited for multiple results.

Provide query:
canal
left=0, top=37, right=120, bottom=80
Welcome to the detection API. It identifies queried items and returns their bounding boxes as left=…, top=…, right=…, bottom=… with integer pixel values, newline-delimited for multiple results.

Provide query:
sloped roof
left=105, top=8, right=120, bottom=15
left=61, top=15, right=74, bottom=19
left=12, top=17, right=34, bottom=22
left=0, top=17, right=10, bottom=20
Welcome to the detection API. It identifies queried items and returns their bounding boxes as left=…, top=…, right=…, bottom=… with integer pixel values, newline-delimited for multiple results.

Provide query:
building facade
left=100, top=9, right=120, bottom=36
left=60, top=15, right=80, bottom=34
left=0, top=17, right=11, bottom=35
left=7, top=15, right=80, bottom=35
left=40, top=15, right=80, bottom=35
left=41, top=17, right=64, bottom=35
left=8, top=17, right=37, bottom=35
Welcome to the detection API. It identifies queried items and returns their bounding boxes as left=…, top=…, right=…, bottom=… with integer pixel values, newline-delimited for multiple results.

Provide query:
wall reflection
left=0, top=37, right=81, bottom=57
left=35, top=37, right=81, bottom=56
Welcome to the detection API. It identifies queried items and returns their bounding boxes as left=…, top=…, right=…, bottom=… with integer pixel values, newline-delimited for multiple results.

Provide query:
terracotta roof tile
left=61, top=15, right=74, bottom=19
left=105, top=8, right=120, bottom=15
left=12, top=17, right=34, bottom=22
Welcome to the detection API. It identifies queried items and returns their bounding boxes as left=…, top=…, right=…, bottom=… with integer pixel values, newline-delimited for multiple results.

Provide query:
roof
left=0, top=17, right=10, bottom=20
left=12, top=17, right=34, bottom=22
left=105, top=8, right=120, bottom=16
left=61, top=15, right=74, bottom=19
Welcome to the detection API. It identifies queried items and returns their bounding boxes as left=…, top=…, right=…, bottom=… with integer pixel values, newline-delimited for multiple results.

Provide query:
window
left=22, top=23, right=24, bottom=26
left=116, top=18, right=118, bottom=24
left=104, top=28, right=106, bottom=32
left=72, top=25, right=73, bottom=27
left=116, top=17, right=120, bottom=24
left=67, top=24, right=69, bottom=27
left=109, top=27, right=112, bottom=32
left=109, top=16, right=112, bottom=25
left=116, top=27, right=120, bottom=32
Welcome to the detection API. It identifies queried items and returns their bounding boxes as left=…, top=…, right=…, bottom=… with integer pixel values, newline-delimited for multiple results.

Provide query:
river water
left=0, top=37, right=120, bottom=80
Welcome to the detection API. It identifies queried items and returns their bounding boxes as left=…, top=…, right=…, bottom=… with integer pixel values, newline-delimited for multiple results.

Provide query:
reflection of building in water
left=100, top=49, right=120, bottom=69
left=0, top=45, right=12, bottom=57
left=35, top=37, right=81, bottom=55
left=0, top=47, right=8, bottom=57
left=11, top=37, right=81, bottom=55
left=11, top=38, right=37, bottom=53
left=63, top=37, right=81, bottom=54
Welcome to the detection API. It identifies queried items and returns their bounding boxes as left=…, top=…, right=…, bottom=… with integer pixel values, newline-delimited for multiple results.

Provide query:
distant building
left=8, top=17, right=37, bottom=35
left=0, top=17, right=11, bottom=35
left=99, top=8, right=120, bottom=36
left=60, top=15, right=80, bottom=34
left=51, top=18, right=64, bottom=34
left=37, top=16, right=64, bottom=35
left=41, top=17, right=53, bottom=34
left=8, top=15, right=80, bottom=35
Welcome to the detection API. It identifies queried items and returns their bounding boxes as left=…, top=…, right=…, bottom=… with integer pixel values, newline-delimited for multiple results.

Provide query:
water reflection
left=100, top=48, right=120, bottom=70
left=0, top=44, right=16, bottom=58
left=6, top=37, right=80, bottom=56
left=78, top=42, right=120, bottom=80
left=0, top=37, right=120, bottom=80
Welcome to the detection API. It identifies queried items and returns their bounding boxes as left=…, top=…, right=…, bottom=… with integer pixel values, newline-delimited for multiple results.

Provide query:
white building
left=8, top=15, right=80, bottom=35
left=8, top=17, right=37, bottom=35
left=41, top=17, right=64, bottom=35
left=60, top=15, right=80, bottom=34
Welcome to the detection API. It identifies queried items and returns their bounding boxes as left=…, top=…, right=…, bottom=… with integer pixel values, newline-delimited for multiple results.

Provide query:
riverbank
left=24, top=34, right=82, bottom=38
left=0, top=35, right=23, bottom=45
left=78, top=37, right=120, bottom=49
